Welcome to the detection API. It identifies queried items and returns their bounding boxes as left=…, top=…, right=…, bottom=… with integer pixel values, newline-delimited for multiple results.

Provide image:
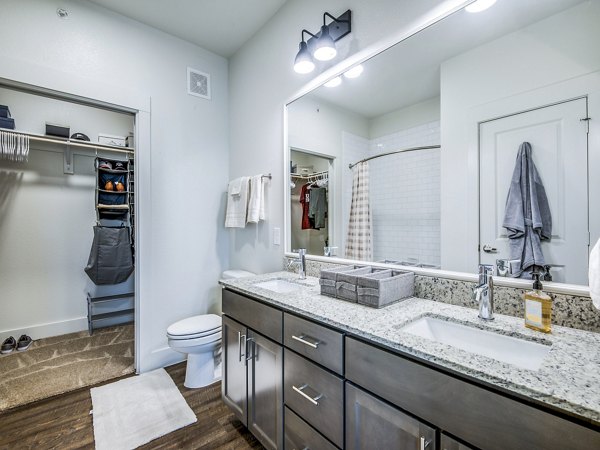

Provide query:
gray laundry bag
left=84, top=226, right=134, bottom=285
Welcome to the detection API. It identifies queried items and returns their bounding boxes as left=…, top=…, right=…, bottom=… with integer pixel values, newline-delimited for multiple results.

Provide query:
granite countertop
left=220, top=271, right=600, bottom=426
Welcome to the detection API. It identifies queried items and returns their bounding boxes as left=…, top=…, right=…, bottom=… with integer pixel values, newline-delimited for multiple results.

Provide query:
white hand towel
left=247, top=175, right=263, bottom=224
left=225, top=177, right=249, bottom=228
left=589, top=238, right=600, bottom=309
left=229, top=177, right=243, bottom=196
left=259, top=175, right=266, bottom=221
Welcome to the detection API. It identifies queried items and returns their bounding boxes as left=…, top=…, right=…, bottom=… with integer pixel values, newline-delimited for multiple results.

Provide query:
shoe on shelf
left=17, top=335, right=33, bottom=352
left=1, top=336, right=16, bottom=354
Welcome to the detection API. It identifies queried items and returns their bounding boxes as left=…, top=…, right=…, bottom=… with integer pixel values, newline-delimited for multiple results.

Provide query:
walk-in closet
left=0, top=85, right=137, bottom=412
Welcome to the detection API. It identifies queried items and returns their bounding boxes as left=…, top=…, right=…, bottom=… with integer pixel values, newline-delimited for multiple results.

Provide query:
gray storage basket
left=356, top=269, right=415, bottom=308
left=336, top=267, right=383, bottom=302
left=319, top=265, right=364, bottom=297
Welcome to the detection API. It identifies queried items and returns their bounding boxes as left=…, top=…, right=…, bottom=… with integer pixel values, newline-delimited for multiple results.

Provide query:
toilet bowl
left=167, top=269, right=255, bottom=388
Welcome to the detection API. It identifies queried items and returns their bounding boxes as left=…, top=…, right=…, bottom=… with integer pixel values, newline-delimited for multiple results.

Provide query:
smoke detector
left=187, top=67, right=211, bottom=100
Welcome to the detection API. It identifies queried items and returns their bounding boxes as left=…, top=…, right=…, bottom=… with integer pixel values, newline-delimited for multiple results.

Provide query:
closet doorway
left=0, top=84, right=140, bottom=412
left=290, top=149, right=332, bottom=256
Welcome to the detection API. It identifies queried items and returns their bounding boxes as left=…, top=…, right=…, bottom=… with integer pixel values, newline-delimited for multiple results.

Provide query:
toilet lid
left=167, top=314, right=221, bottom=337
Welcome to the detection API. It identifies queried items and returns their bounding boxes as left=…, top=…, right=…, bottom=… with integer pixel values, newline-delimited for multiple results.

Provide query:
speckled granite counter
left=220, top=271, right=600, bottom=427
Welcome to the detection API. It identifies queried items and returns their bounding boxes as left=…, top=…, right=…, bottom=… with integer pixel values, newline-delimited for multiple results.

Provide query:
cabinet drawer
left=346, top=337, right=600, bottom=450
left=285, top=407, right=338, bottom=450
left=222, top=289, right=282, bottom=343
left=284, top=349, right=344, bottom=447
left=284, top=313, right=343, bottom=374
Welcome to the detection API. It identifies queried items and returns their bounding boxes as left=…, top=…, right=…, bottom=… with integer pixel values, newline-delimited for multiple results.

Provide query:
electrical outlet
left=273, top=227, right=281, bottom=246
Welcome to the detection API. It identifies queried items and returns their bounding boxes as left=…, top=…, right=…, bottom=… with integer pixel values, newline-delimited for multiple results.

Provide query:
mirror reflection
left=287, top=0, right=600, bottom=286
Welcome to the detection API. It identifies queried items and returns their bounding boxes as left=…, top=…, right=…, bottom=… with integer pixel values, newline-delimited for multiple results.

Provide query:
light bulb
left=343, top=64, right=364, bottom=79
left=465, top=0, right=497, bottom=13
left=324, top=76, right=342, bottom=88
left=314, top=25, right=337, bottom=61
left=294, top=41, right=315, bottom=74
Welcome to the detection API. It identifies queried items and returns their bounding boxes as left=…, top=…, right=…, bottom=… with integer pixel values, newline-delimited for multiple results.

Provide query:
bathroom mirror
left=286, top=0, right=600, bottom=287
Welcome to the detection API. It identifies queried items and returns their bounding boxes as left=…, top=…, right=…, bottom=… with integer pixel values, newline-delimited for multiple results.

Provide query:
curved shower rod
left=348, top=145, right=441, bottom=169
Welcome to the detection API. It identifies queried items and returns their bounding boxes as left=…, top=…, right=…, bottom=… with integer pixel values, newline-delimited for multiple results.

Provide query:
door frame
left=465, top=72, right=600, bottom=286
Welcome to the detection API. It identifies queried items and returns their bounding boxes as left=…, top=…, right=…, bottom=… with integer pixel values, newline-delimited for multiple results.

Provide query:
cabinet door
left=440, top=433, right=474, bottom=450
left=247, top=330, right=283, bottom=450
left=222, top=315, right=248, bottom=425
left=346, top=383, right=436, bottom=450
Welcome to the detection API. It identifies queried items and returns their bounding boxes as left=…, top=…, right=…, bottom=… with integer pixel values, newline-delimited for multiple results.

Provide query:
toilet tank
left=221, top=270, right=255, bottom=280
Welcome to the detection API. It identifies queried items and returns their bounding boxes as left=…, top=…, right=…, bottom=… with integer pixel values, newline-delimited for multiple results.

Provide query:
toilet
left=167, top=269, right=255, bottom=388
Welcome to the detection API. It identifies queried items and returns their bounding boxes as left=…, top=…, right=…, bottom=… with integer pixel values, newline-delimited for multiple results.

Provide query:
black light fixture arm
left=301, top=29, right=317, bottom=42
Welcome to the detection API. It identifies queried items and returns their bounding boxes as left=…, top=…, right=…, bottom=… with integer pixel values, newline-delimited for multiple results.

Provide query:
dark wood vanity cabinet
left=222, top=288, right=600, bottom=450
left=222, top=291, right=283, bottom=450
left=346, top=382, right=436, bottom=450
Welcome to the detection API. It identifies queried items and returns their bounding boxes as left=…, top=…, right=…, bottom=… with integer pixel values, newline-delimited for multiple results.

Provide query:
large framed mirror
left=285, top=0, right=600, bottom=290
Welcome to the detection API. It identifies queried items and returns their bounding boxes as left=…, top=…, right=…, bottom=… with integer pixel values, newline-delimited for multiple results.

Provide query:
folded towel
left=225, top=177, right=249, bottom=228
left=259, top=176, right=266, bottom=221
left=502, top=142, right=552, bottom=278
left=229, top=177, right=243, bottom=196
left=590, top=238, right=600, bottom=310
left=247, top=175, right=264, bottom=224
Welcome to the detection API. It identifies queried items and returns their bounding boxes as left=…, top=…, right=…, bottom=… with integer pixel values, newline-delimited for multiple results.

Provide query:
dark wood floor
left=0, top=362, right=264, bottom=450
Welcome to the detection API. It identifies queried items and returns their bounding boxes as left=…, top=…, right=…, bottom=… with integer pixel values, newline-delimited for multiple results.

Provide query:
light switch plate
left=273, top=227, right=281, bottom=245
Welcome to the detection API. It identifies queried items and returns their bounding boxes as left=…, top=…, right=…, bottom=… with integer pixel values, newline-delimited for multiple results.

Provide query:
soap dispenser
left=524, top=272, right=552, bottom=333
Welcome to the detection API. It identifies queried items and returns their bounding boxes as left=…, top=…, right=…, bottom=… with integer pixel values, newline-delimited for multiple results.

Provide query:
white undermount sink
left=253, top=279, right=302, bottom=294
left=400, top=316, right=552, bottom=371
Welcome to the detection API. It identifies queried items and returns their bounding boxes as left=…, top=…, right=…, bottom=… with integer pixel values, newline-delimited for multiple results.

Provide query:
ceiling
left=87, top=0, right=288, bottom=57
left=306, top=0, right=587, bottom=119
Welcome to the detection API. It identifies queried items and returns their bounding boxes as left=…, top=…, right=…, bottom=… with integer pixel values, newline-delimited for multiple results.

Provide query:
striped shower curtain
left=345, top=161, right=372, bottom=260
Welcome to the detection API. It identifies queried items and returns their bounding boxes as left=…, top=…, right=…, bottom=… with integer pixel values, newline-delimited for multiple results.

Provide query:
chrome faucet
left=473, top=264, right=494, bottom=321
left=288, top=249, right=307, bottom=279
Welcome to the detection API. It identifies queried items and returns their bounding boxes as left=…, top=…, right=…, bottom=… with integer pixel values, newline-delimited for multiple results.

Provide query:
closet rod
left=0, top=127, right=134, bottom=155
left=348, top=145, right=440, bottom=169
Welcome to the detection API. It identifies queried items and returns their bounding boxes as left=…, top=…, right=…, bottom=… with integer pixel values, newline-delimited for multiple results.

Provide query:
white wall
left=369, top=96, right=440, bottom=139
left=0, top=0, right=230, bottom=372
left=228, top=0, right=468, bottom=273
left=288, top=95, right=368, bottom=252
left=440, top=1, right=600, bottom=272
left=0, top=88, right=134, bottom=339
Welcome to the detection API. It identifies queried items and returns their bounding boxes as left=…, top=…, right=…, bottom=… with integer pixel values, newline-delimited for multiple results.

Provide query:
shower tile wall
left=342, top=121, right=441, bottom=265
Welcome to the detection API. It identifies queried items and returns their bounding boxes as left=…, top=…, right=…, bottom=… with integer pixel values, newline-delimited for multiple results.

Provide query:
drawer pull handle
left=292, top=334, right=320, bottom=349
left=292, top=384, right=323, bottom=406
left=420, top=437, right=431, bottom=450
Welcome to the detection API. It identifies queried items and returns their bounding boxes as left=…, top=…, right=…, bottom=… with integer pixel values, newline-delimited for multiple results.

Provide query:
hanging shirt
left=299, top=184, right=314, bottom=229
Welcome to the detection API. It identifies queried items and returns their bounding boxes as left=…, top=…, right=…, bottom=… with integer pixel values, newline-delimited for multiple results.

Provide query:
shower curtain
left=345, top=161, right=372, bottom=260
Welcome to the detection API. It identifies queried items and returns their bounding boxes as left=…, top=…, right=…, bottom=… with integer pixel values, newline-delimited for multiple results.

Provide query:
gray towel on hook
left=502, top=142, right=552, bottom=278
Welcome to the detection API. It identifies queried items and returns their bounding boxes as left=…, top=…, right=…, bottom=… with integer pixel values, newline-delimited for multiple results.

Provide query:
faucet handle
left=478, top=264, right=494, bottom=276
left=293, top=248, right=307, bottom=256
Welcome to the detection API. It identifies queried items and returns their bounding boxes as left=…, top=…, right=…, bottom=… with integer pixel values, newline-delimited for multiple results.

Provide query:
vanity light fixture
left=465, top=0, right=497, bottom=13
left=343, top=64, right=364, bottom=79
left=324, top=76, right=342, bottom=88
left=293, top=10, right=352, bottom=74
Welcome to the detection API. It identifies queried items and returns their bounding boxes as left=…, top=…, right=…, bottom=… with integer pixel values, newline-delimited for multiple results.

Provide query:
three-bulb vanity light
left=293, top=10, right=352, bottom=74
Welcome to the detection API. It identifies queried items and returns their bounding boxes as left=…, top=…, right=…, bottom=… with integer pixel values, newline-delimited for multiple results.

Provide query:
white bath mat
left=91, top=368, right=196, bottom=450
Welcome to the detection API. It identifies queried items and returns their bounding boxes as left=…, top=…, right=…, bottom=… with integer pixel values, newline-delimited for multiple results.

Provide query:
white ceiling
left=87, top=0, right=288, bottom=57
left=307, top=0, right=586, bottom=119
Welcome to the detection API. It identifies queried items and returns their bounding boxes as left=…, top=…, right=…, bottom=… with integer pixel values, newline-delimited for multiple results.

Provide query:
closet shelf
left=97, top=204, right=130, bottom=210
left=98, top=167, right=130, bottom=174
left=97, top=188, right=130, bottom=194
left=0, top=127, right=134, bottom=154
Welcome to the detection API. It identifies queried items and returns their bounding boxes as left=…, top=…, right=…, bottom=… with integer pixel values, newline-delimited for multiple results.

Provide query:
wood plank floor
left=0, top=362, right=264, bottom=450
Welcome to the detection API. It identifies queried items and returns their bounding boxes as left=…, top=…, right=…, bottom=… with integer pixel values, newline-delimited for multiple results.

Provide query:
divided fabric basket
left=319, top=265, right=414, bottom=308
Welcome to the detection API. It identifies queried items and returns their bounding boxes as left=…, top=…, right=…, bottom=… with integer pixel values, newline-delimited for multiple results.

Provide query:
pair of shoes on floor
left=1, top=335, right=33, bottom=354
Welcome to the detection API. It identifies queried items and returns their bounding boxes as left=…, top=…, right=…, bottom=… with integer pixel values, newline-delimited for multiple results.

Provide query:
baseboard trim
left=139, top=346, right=184, bottom=373
left=0, top=317, right=88, bottom=340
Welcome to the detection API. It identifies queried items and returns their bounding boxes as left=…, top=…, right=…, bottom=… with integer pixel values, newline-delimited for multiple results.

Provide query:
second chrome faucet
left=473, top=264, right=494, bottom=321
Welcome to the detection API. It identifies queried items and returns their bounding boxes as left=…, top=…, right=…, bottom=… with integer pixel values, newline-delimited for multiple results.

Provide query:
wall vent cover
left=187, top=67, right=211, bottom=100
